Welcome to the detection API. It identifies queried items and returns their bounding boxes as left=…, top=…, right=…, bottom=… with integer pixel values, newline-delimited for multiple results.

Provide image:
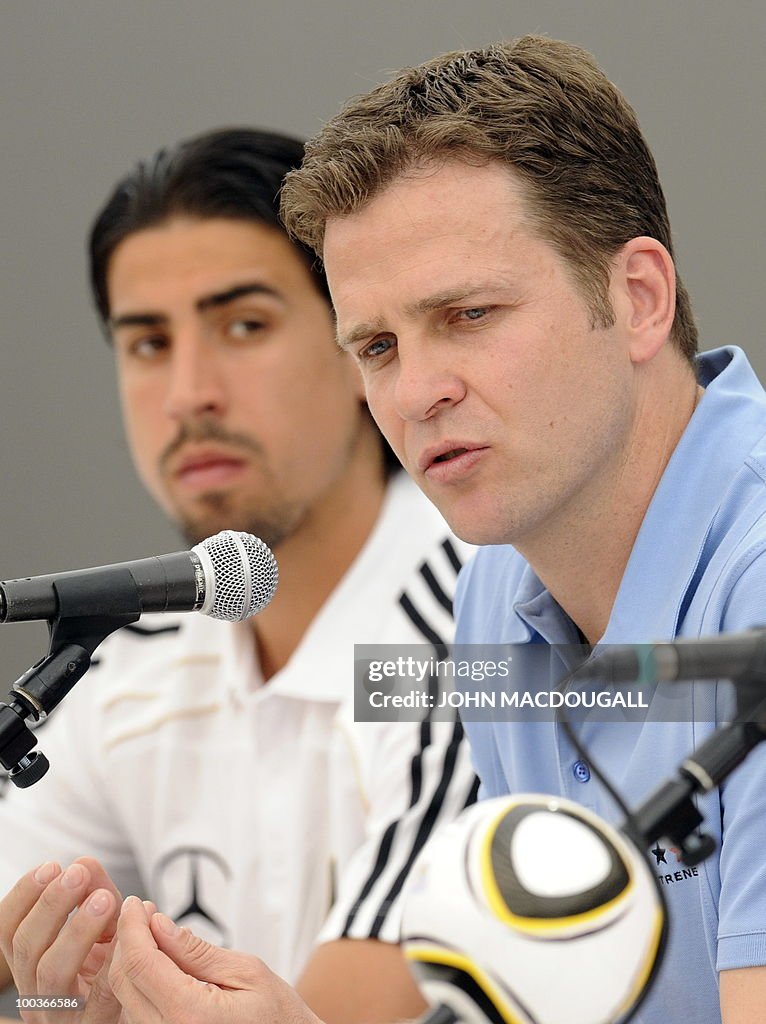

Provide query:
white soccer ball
left=400, top=795, right=664, bottom=1024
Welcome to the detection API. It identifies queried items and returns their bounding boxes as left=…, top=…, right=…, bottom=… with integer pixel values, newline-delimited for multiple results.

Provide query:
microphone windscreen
left=193, top=531, right=278, bottom=621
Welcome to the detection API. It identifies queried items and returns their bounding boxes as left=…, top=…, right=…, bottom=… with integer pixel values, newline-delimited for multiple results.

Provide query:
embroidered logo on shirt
left=651, top=843, right=700, bottom=886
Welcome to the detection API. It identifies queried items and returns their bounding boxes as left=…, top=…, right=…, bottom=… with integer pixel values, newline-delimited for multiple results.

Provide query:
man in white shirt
left=0, top=128, right=476, bottom=1024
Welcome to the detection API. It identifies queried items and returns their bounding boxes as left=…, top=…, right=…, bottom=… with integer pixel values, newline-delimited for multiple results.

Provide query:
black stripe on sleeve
left=399, top=593, right=449, bottom=660
left=463, top=773, right=481, bottom=809
left=441, top=538, right=464, bottom=575
left=368, top=718, right=466, bottom=938
left=340, top=716, right=433, bottom=937
left=419, top=562, right=454, bottom=616
left=342, top=584, right=455, bottom=937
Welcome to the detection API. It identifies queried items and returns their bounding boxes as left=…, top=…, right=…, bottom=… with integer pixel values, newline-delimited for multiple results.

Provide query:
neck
left=517, top=356, right=701, bottom=644
left=248, top=423, right=388, bottom=680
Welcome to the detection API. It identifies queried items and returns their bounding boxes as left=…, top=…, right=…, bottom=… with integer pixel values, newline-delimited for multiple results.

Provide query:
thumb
left=150, top=914, right=268, bottom=989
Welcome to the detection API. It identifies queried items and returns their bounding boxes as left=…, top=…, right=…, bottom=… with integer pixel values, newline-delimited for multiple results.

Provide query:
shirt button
left=572, top=760, right=591, bottom=783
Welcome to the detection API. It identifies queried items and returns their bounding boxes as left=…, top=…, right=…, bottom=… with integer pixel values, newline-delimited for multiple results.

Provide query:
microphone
left=577, top=628, right=766, bottom=684
left=0, top=531, right=278, bottom=787
left=0, top=531, right=278, bottom=624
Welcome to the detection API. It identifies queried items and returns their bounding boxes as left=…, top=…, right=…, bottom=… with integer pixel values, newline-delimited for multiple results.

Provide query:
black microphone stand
left=628, top=665, right=766, bottom=865
left=0, top=573, right=142, bottom=788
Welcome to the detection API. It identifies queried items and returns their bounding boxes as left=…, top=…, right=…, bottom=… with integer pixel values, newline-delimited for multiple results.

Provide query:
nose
left=392, top=339, right=466, bottom=422
left=164, top=333, right=227, bottom=421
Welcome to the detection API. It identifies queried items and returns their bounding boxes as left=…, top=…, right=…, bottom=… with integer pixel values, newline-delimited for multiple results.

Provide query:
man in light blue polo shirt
left=285, top=33, right=766, bottom=1024
left=454, top=344, right=766, bottom=1022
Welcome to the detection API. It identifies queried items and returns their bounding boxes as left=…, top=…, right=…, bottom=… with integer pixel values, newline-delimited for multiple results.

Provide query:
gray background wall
left=0, top=0, right=764, bottom=1011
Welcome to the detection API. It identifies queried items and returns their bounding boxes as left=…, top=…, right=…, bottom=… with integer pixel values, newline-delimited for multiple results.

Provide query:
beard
left=161, top=409, right=372, bottom=552
left=176, top=490, right=309, bottom=551
left=160, top=419, right=310, bottom=551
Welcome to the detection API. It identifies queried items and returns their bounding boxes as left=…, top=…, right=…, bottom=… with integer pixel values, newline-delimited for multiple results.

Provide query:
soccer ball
left=400, top=795, right=664, bottom=1024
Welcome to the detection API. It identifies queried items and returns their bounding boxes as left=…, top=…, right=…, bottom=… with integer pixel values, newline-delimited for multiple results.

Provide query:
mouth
left=419, top=442, right=488, bottom=478
left=432, top=447, right=469, bottom=464
left=170, top=448, right=248, bottom=490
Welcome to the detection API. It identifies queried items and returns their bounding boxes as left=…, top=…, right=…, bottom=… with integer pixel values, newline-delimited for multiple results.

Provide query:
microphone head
left=192, top=531, right=278, bottom=622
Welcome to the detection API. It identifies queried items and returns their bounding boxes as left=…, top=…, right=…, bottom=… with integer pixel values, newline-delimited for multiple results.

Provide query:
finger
left=109, top=940, right=162, bottom=1023
left=9, top=862, right=94, bottom=996
left=79, top=938, right=122, bottom=1024
left=111, top=898, right=205, bottom=1020
left=71, top=859, right=124, bottom=942
left=0, top=862, right=61, bottom=961
left=150, top=913, right=267, bottom=989
left=80, top=941, right=112, bottom=984
left=35, top=888, right=118, bottom=999
left=149, top=917, right=319, bottom=1024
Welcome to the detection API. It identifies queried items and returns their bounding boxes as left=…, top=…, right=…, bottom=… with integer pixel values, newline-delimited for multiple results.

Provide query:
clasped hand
left=0, top=860, right=323, bottom=1023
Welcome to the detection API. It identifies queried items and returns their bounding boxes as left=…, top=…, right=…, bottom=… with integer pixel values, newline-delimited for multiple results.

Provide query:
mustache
left=160, top=418, right=265, bottom=472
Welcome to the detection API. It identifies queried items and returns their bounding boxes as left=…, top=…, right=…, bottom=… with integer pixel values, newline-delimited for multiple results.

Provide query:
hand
left=0, top=858, right=123, bottom=1023
left=109, top=896, right=324, bottom=1024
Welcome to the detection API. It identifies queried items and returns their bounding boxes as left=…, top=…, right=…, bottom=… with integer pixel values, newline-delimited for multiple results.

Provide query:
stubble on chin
left=176, top=491, right=306, bottom=551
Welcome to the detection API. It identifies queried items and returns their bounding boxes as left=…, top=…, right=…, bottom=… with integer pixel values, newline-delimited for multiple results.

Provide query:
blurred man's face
left=108, top=216, right=369, bottom=547
left=324, top=160, right=635, bottom=549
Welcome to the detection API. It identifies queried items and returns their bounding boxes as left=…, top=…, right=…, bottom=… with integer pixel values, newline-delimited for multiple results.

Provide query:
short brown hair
left=281, top=35, right=697, bottom=360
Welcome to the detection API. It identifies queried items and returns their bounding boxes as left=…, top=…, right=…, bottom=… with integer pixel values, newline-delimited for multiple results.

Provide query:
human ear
left=613, top=237, right=676, bottom=364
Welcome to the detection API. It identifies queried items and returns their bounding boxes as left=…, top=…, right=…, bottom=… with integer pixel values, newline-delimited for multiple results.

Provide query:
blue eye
left=360, top=336, right=395, bottom=360
left=460, top=307, right=490, bottom=321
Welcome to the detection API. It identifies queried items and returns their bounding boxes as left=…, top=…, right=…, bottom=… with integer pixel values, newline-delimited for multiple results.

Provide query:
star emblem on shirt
left=651, top=843, right=667, bottom=865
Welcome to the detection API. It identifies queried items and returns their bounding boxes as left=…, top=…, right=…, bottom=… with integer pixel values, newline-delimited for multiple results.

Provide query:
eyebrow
left=109, top=282, right=285, bottom=331
left=336, top=285, right=497, bottom=351
left=337, top=317, right=386, bottom=351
